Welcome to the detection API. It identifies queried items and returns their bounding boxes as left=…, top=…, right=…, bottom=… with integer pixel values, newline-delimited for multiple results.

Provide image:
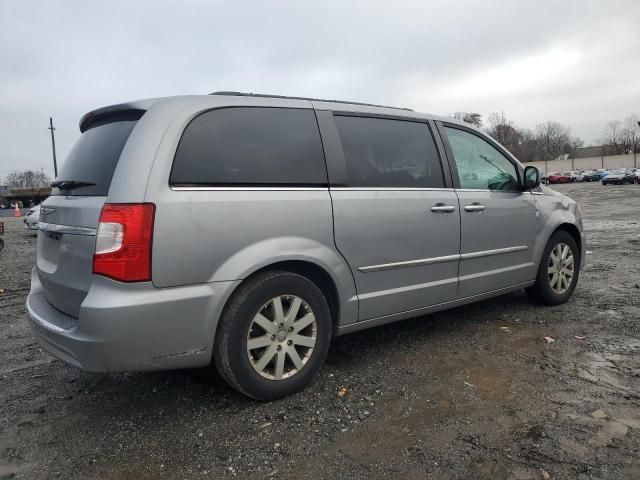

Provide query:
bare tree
left=5, top=170, right=51, bottom=189
left=621, top=115, right=640, bottom=153
left=600, top=120, right=624, bottom=154
left=535, top=121, right=572, bottom=161
left=486, top=112, right=513, bottom=145
left=452, top=111, right=483, bottom=128
left=516, top=128, right=540, bottom=162
left=486, top=111, right=529, bottom=158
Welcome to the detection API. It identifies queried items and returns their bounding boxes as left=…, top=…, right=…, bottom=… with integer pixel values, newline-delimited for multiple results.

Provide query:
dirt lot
left=1, top=182, right=639, bottom=480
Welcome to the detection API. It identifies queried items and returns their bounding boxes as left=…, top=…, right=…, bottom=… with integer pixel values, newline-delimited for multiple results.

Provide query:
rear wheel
left=527, top=231, right=580, bottom=305
left=214, top=271, right=332, bottom=400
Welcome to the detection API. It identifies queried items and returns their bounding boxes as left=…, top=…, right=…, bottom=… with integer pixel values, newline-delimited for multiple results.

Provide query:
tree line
left=2, top=170, right=52, bottom=189
left=452, top=111, right=639, bottom=162
left=599, top=115, right=640, bottom=155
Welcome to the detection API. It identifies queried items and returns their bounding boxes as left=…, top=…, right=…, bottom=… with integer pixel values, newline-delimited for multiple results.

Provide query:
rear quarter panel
left=142, top=97, right=359, bottom=326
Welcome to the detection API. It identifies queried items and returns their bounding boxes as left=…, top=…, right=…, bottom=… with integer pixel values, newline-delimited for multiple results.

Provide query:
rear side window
left=334, top=116, right=444, bottom=188
left=52, top=119, right=138, bottom=196
left=170, top=107, right=327, bottom=186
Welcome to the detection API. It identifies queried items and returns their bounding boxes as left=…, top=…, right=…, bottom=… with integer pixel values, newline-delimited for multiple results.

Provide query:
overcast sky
left=1, top=0, right=639, bottom=179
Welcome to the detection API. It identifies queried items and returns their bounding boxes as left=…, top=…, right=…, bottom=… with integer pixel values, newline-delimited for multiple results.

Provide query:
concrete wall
left=523, top=153, right=639, bottom=173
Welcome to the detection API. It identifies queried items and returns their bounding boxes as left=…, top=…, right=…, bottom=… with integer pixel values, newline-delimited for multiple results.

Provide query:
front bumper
left=26, top=268, right=239, bottom=372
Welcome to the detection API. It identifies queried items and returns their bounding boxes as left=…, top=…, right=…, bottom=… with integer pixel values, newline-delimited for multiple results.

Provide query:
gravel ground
left=1, top=182, right=639, bottom=480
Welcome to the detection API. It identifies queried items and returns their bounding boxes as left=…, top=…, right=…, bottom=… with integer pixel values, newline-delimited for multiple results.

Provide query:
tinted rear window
left=52, top=120, right=138, bottom=196
left=334, top=116, right=444, bottom=188
left=170, top=107, right=327, bottom=186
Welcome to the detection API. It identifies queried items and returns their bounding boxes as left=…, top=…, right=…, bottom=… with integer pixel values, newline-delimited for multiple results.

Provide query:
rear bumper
left=26, top=268, right=239, bottom=372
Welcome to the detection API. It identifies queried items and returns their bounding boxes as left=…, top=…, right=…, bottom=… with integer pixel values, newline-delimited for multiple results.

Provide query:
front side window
left=170, top=107, right=327, bottom=186
left=444, top=127, right=519, bottom=191
left=334, top=116, right=444, bottom=188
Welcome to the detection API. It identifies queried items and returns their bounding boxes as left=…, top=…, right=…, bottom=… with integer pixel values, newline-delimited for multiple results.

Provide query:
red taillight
left=93, top=203, right=155, bottom=282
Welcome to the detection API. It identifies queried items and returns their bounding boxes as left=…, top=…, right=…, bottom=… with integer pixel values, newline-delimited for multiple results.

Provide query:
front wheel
left=214, top=271, right=332, bottom=400
left=527, top=231, right=580, bottom=305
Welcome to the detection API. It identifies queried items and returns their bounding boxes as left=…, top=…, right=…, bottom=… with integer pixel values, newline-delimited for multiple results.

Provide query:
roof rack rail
left=209, top=91, right=413, bottom=111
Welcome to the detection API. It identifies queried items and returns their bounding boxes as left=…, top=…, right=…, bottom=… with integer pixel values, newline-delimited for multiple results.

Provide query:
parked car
left=540, top=172, right=549, bottom=185
left=596, top=169, right=610, bottom=180
left=566, top=171, right=584, bottom=182
left=582, top=170, right=600, bottom=182
left=23, top=204, right=40, bottom=230
left=630, top=168, right=640, bottom=183
left=602, top=168, right=636, bottom=185
left=26, top=92, right=586, bottom=400
left=548, top=172, right=571, bottom=184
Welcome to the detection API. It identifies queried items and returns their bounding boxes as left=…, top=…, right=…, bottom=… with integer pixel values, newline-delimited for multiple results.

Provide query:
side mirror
left=523, top=166, right=541, bottom=190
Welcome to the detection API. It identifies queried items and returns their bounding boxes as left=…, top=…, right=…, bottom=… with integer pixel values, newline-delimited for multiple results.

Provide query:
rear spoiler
left=79, top=107, right=145, bottom=133
left=78, top=97, right=168, bottom=132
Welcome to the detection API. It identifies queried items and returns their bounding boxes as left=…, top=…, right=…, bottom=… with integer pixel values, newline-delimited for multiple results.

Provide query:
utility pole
left=48, top=117, right=58, bottom=178
left=636, top=121, right=640, bottom=168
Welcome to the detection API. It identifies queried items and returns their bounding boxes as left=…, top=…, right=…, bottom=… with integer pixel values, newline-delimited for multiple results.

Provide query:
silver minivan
left=26, top=92, right=585, bottom=400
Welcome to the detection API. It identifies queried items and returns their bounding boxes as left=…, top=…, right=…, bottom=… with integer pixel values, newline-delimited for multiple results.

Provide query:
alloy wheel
left=547, top=242, right=575, bottom=294
left=246, top=295, right=317, bottom=380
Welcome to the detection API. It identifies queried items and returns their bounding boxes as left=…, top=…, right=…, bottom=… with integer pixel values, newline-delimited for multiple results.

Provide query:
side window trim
left=436, top=121, right=523, bottom=192
left=315, top=110, right=348, bottom=186
left=326, top=113, right=452, bottom=189
left=428, top=119, right=455, bottom=189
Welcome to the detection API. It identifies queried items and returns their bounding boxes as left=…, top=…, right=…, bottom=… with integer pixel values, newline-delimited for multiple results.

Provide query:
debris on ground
left=337, top=386, right=347, bottom=397
left=544, top=336, right=556, bottom=343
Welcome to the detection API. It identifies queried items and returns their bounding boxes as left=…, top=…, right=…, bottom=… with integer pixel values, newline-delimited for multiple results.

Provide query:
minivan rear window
left=52, top=119, right=139, bottom=196
left=170, top=107, right=327, bottom=186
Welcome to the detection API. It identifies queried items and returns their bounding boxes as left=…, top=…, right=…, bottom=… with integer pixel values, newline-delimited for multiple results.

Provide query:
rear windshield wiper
left=51, top=180, right=96, bottom=191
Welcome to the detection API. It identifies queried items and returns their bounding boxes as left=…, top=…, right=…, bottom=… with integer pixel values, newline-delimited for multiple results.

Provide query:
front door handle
left=430, top=204, right=456, bottom=213
left=464, top=203, right=486, bottom=212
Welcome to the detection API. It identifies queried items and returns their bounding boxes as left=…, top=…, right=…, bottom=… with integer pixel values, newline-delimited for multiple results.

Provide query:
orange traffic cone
left=14, top=203, right=21, bottom=217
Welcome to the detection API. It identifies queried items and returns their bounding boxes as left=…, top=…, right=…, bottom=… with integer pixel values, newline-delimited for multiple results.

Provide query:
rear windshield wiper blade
left=51, top=180, right=96, bottom=191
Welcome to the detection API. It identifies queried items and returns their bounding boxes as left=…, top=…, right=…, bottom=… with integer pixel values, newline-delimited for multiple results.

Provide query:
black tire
left=527, top=230, right=580, bottom=306
left=213, top=271, right=332, bottom=401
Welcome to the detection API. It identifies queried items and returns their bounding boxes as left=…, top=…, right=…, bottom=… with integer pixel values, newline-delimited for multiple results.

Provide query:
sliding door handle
left=430, top=204, right=456, bottom=213
left=464, top=203, right=485, bottom=212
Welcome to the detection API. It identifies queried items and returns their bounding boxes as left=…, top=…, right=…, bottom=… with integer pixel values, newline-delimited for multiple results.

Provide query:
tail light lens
left=93, top=203, right=155, bottom=282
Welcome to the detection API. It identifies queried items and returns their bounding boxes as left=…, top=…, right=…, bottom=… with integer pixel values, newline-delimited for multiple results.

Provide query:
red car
left=547, top=172, right=571, bottom=184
